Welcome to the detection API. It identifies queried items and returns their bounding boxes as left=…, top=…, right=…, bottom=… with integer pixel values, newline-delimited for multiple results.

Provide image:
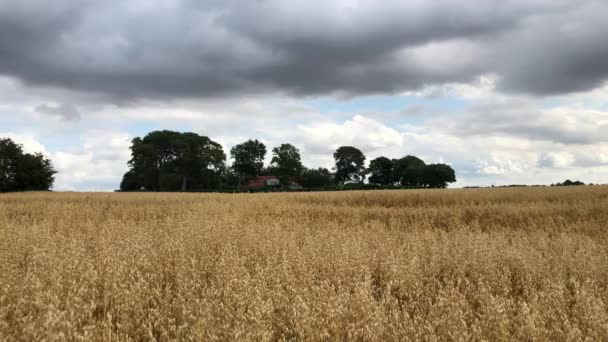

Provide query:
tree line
left=119, top=130, right=456, bottom=191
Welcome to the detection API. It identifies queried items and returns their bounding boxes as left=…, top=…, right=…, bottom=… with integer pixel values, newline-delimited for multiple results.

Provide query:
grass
left=1, top=187, right=608, bottom=340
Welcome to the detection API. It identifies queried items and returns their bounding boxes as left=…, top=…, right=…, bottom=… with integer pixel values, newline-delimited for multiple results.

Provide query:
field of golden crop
left=1, top=187, right=608, bottom=341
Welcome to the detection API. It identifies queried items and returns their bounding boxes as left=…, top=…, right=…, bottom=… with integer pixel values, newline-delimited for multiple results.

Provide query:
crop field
left=1, top=187, right=608, bottom=341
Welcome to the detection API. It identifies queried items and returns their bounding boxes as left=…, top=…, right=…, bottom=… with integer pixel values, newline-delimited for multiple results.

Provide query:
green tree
left=554, top=179, right=585, bottom=186
left=15, top=153, right=56, bottom=191
left=172, top=132, right=226, bottom=190
left=420, top=163, right=456, bottom=188
left=220, top=169, right=241, bottom=190
left=270, top=144, right=304, bottom=185
left=333, top=146, right=366, bottom=184
left=367, top=156, right=394, bottom=185
left=122, top=130, right=226, bottom=191
left=230, top=139, right=267, bottom=181
left=120, top=169, right=141, bottom=191
left=299, top=168, right=333, bottom=188
left=0, top=138, right=56, bottom=192
left=393, top=155, right=426, bottom=186
left=0, top=138, right=22, bottom=192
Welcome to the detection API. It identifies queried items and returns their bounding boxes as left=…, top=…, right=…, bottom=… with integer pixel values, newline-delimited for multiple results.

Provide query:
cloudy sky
left=2, top=0, right=608, bottom=190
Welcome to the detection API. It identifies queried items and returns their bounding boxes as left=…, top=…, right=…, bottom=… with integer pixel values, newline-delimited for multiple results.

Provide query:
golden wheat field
left=1, top=187, right=608, bottom=341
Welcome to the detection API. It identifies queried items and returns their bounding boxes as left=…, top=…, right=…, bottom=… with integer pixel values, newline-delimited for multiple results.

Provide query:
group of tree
left=330, top=147, right=455, bottom=188
left=119, top=131, right=228, bottom=191
left=0, top=138, right=56, bottom=192
left=120, top=130, right=456, bottom=191
left=551, top=179, right=586, bottom=186
left=367, top=155, right=456, bottom=188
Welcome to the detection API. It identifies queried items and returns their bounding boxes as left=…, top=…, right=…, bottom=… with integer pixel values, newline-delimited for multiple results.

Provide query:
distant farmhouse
left=244, top=176, right=301, bottom=190
left=245, top=176, right=280, bottom=188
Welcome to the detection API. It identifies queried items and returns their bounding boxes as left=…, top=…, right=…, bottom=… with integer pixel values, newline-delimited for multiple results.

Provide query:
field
left=1, top=187, right=608, bottom=341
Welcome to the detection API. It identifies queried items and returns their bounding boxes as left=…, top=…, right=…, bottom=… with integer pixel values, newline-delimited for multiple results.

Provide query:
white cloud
left=447, top=97, right=608, bottom=144
left=82, top=130, right=131, bottom=161
left=295, top=115, right=403, bottom=155
left=474, top=152, right=531, bottom=175
left=52, top=131, right=131, bottom=191
left=538, top=151, right=575, bottom=168
left=401, top=74, right=498, bottom=99
left=3, top=130, right=132, bottom=191
left=0, top=132, right=48, bottom=154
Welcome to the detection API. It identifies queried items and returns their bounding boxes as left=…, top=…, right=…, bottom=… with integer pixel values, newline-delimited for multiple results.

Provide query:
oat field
left=1, top=187, right=608, bottom=341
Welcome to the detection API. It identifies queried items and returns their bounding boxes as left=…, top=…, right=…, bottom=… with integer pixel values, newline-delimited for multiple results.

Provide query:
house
left=244, top=175, right=281, bottom=188
left=243, top=175, right=302, bottom=189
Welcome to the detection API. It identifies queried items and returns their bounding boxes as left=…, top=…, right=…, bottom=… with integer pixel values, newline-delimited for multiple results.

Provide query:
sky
left=1, top=0, right=608, bottom=190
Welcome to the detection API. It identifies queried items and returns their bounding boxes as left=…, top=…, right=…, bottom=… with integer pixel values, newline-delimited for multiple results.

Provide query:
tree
left=0, top=137, right=56, bottom=192
left=15, top=153, right=56, bottom=191
left=393, top=155, right=426, bottom=186
left=172, top=132, right=226, bottom=190
left=299, top=168, right=333, bottom=188
left=220, top=169, right=241, bottom=190
left=230, top=139, right=267, bottom=180
left=553, top=179, right=585, bottom=186
left=122, top=130, right=226, bottom=191
left=270, top=144, right=304, bottom=185
left=333, top=146, right=366, bottom=184
left=120, top=169, right=142, bottom=191
left=367, top=156, right=394, bottom=185
left=420, top=163, right=456, bottom=188
left=0, top=138, right=22, bottom=192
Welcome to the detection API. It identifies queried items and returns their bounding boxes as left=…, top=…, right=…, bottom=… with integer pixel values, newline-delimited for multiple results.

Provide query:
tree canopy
left=553, top=179, right=585, bottom=186
left=299, top=168, right=334, bottom=188
left=270, top=143, right=304, bottom=184
left=121, top=130, right=226, bottom=191
left=333, top=146, right=366, bottom=184
left=421, top=163, right=456, bottom=188
left=0, top=138, right=56, bottom=192
left=366, top=155, right=457, bottom=188
left=230, top=139, right=267, bottom=180
left=393, top=155, right=427, bottom=186
left=367, top=156, right=395, bottom=185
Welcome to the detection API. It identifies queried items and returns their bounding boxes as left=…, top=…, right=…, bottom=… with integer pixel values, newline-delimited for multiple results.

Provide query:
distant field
left=1, top=187, right=608, bottom=340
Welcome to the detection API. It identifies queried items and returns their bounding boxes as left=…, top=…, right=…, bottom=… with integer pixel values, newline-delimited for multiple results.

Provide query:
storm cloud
left=1, top=0, right=607, bottom=101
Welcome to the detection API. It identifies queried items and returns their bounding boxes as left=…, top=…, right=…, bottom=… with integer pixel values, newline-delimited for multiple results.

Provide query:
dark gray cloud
left=495, top=1, right=608, bottom=95
left=0, top=0, right=606, bottom=101
left=35, top=103, right=81, bottom=121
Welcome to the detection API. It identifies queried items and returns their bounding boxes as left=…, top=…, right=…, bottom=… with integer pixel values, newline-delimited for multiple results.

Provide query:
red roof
left=244, top=176, right=279, bottom=188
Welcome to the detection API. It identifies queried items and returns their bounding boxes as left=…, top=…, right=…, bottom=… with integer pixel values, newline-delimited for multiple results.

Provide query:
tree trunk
left=181, top=176, right=188, bottom=192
